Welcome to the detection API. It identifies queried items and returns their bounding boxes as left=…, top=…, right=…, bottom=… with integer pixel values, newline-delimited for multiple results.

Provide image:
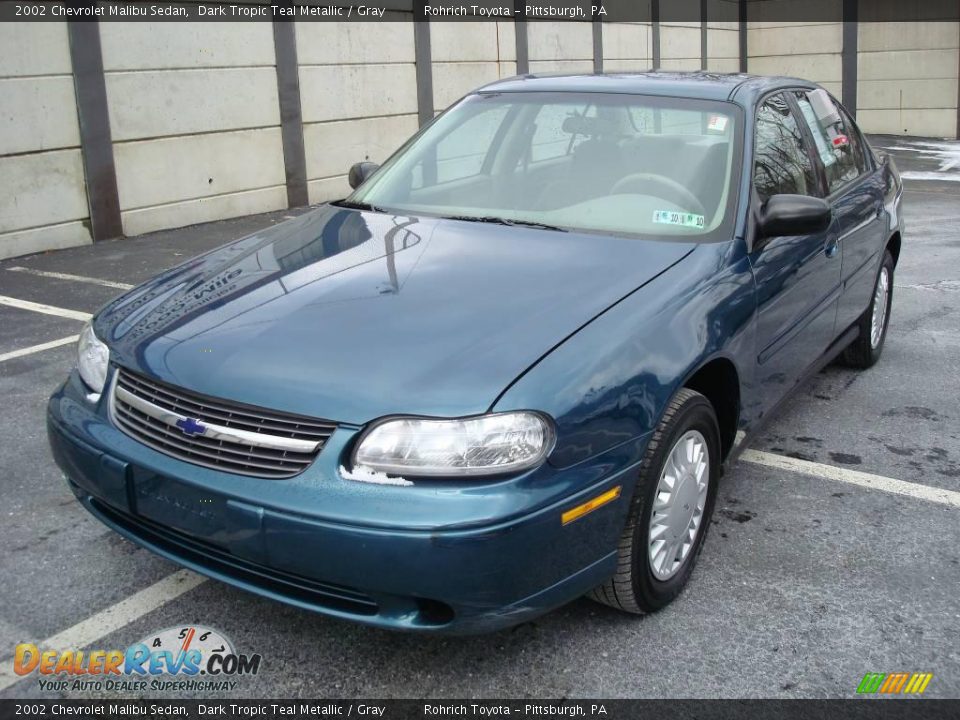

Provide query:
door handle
left=824, top=236, right=840, bottom=258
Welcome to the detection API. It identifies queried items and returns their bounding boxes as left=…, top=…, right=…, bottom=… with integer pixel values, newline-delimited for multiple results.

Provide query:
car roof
left=476, top=71, right=819, bottom=106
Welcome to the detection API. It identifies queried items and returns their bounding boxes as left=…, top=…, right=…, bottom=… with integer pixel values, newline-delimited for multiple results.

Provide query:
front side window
left=753, top=94, right=818, bottom=201
left=347, top=91, right=742, bottom=240
left=793, top=90, right=865, bottom=193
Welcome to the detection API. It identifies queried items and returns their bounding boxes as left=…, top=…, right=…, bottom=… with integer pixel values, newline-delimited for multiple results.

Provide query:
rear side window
left=793, top=90, right=865, bottom=193
left=753, top=94, right=818, bottom=201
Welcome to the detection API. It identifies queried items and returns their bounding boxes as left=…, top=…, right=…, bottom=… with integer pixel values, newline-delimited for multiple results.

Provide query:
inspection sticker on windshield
left=653, top=210, right=705, bottom=228
left=707, top=115, right=728, bottom=132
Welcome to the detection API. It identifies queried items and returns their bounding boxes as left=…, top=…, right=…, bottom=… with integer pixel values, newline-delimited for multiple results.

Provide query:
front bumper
left=48, top=370, right=647, bottom=633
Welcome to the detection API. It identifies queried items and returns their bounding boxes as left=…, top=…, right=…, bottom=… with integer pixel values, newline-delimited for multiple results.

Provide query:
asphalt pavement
left=0, top=136, right=958, bottom=699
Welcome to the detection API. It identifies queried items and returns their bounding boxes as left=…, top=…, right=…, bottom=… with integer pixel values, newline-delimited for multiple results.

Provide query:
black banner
left=2, top=0, right=960, bottom=23
left=1, top=700, right=960, bottom=720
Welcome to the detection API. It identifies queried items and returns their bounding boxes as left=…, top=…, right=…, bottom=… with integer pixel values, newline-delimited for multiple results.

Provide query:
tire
left=842, top=249, right=895, bottom=369
left=589, top=388, right=720, bottom=614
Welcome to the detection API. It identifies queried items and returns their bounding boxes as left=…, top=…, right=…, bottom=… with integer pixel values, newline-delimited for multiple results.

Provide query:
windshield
left=347, top=91, right=742, bottom=239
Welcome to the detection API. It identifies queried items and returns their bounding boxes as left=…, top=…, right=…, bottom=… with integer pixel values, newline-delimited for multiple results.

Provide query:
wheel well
left=684, top=358, right=740, bottom=460
left=887, top=232, right=902, bottom=267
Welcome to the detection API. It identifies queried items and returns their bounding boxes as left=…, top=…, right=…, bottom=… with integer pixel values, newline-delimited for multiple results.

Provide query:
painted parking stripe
left=0, top=335, right=79, bottom=363
left=6, top=266, right=134, bottom=291
left=0, top=570, right=207, bottom=692
left=742, top=449, right=960, bottom=509
left=0, top=295, right=91, bottom=322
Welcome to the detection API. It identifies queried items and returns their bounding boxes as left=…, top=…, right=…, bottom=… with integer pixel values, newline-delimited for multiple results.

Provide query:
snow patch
left=339, top=465, right=413, bottom=486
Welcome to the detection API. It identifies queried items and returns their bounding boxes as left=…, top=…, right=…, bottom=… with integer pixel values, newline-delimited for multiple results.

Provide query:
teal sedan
left=48, top=72, right=903, bottom=632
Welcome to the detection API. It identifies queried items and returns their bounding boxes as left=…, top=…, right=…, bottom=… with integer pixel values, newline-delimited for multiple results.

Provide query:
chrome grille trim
left=110, top=368, right=335, bottom=478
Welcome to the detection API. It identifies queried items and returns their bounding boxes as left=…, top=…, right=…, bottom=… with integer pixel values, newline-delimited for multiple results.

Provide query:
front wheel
left=843, top=249, right=895, bottom=369
left=589, top=388, right=720, bottom=614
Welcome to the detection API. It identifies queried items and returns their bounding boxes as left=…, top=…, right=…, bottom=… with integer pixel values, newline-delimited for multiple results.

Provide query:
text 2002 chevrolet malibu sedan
left=48, top=73, right=903, bottom=633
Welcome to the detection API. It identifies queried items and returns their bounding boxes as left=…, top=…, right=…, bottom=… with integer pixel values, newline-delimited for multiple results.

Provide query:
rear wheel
left=843, top=249, right=894, bottom=369
left=589, top=388, right=719, bottom=614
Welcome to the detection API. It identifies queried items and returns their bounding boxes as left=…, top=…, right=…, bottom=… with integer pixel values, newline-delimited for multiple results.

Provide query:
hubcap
left=870, top=266, right=890, bottom=349
left=648, top=430, right=710, bottom=581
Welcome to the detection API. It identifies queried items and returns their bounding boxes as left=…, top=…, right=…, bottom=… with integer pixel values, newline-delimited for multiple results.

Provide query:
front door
left=748, top=93, right=843, bottom=415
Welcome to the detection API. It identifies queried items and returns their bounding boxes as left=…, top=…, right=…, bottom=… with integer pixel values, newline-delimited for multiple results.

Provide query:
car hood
left=98, top=206, right=696, bottom=424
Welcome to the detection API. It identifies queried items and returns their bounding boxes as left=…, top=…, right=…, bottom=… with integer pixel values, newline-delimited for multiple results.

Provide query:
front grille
left=111, top=368, right=336, bottom=478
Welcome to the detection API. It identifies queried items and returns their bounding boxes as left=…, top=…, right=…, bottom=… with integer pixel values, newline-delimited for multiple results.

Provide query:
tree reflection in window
left=753, top=94, right=817, bottom=202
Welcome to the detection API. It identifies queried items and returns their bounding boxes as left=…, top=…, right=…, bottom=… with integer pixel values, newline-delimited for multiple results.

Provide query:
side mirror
left=348, top=161, right=379, bottom=189
left=758, top=195, right=832, bottom=238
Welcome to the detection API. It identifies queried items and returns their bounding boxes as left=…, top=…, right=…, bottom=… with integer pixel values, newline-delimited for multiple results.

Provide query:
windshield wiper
left=444, top=215, right=568, bottom=232
left=335, top=200, right=388, bottom=213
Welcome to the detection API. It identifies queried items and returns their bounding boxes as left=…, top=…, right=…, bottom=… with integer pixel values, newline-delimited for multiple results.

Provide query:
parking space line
left=742, top=449, right=960, bottom=509
left=6, top=266, right=134, bottom=291
left=0, top=335, right=79, bottom=363
left=0, top=570, right=207, bottom=692
left=0, top=296, right=91, bottom=322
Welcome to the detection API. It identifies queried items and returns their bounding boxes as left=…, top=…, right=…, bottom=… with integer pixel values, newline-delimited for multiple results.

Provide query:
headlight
left=77, top=322, right=109, bottom=394
left=352, top=411, right=555, bottom=477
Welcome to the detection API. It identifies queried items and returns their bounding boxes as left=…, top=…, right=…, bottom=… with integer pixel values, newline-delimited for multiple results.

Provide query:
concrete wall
left=0, top=23, right=90, bottom=260
left=431, top=22, right=516, bottom=113
left=297, top=20, right=419, bottom=203
left=528, top=21, right=594, bottom=74
left=707, top=20, right=740, bottom=73
left=100, top=22, right=286, bottom=237
left=661, top=21, right=703, bottom=71
left=747, top=21, right=843, bottom=97
left=602, top=22, right=653, bottom=72
left=857, top=21, right=960, bottom=137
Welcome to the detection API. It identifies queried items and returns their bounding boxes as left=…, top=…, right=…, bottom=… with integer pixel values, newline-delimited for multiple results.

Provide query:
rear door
left=749, top=92, right=843, bottom=413
left=792, top=90, right=886, bottom=333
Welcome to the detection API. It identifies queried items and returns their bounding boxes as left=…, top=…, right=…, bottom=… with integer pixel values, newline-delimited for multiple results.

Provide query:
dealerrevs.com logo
left=14, top=625, right=261, bottom=693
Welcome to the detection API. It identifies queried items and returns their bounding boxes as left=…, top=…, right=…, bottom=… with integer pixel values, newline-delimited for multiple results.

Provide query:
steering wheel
left=610, top=173, right=706, bottom=217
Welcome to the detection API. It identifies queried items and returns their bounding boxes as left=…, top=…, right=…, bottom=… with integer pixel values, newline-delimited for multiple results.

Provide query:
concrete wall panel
left=707, top=29, right=740, bottom=60
left=304, top=114, right=419, bottom=182
left=604, top=59, right=653, bottom=73
left=529, top=59, right=595, bottom=74
left=299, top=64, right=418, bottom=122
left=858, top=49, right=959, bottom=82
left=0, top=22, right=72, bottom=76
left=856, top=109, right=957, bottom=138
left=0, top=21, right=89, bottom=259
left=431, top=23, right=501, bottom=62
left=602, top=23, right=651, bottom=61
left=0, top=76, right=79, bottom=155
left=0, top=221, right=92, bottom=262
left=296, top=21, right=415, bottom=65
left=122, top=186, right=288, bottom=237
left=858, top=79, right=958, bottom=112
left=114, top=128, right=286, bottom=211
left=707, top=58, right=741, bottom=73
left=747, top=23, right=842, bottom=57
left=100, top=22, right=275, bottom=70
left=528, top=22, right=593, bottom=61
left=106, top=67, right=280, bottom=141
left=859, top=21, right=958, bottom=53
left=661, top=23, right=702, bottom=63
left=0, top=150, right=88, bottom=233
left=432, top=61, right=513, bottom=110
left=748, top=53, right=841, bottom=83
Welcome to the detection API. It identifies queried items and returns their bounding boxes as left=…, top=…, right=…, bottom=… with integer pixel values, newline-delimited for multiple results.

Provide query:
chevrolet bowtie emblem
left=175, top=417, right=206, bottom=436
